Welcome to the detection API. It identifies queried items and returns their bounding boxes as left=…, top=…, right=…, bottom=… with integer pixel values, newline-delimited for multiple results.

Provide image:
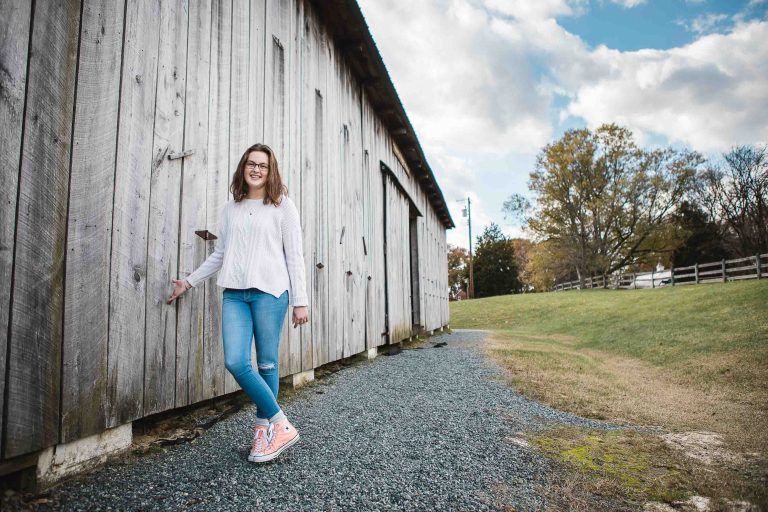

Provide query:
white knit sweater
left=185, top=195, right=308, bottom=307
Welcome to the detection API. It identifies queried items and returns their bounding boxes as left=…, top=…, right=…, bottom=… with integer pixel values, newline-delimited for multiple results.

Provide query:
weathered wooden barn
left=0, top=0, right=453, bottom=478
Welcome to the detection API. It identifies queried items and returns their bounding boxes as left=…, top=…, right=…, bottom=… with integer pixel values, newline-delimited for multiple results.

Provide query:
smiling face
left=230, top=143, right=286, bottom=204
left=244, top=150, right=270, bottom=192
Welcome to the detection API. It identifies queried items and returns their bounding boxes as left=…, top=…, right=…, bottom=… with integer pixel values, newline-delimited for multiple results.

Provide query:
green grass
left=451, top=280, right=768, bottom=366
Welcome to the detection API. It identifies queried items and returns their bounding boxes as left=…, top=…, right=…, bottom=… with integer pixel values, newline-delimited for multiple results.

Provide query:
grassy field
left=450, top=280, right=768, bottom=508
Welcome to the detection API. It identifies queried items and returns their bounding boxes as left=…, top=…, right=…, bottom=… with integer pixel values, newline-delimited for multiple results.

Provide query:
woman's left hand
left=292, top=306, right=309, bottom=328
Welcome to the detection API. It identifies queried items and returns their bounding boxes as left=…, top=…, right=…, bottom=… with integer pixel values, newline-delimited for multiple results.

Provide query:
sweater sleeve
left=281, top=197, right=309, bottom=307
left=185, top=202, right=229, bottom=288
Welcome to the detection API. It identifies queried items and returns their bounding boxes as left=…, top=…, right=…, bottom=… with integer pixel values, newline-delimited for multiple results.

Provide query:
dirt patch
left=660, top=432, right=743, bottom=466
left=643, top=496, right=760, bottom=511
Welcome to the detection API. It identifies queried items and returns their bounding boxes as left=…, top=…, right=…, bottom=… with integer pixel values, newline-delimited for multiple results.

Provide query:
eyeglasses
left=245, top=162, right=269, bottom=171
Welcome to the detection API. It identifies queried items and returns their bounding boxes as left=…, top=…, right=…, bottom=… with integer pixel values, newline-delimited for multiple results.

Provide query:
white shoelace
left=252, top=426, right=270, bottom=453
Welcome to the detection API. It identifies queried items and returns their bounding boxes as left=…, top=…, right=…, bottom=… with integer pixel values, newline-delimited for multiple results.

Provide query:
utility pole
left=459, top=197, right=474, bottom=299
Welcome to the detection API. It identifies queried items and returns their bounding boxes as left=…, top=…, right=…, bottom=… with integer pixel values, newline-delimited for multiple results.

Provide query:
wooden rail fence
left=553, top=253, right=768, bottom=292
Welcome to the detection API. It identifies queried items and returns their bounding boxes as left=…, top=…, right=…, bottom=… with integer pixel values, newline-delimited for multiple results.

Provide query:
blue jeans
left=222, top=288, right=289, bottom=419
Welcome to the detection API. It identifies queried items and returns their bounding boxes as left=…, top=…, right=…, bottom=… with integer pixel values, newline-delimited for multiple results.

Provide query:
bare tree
left=696, top=145, right=768, bottom=257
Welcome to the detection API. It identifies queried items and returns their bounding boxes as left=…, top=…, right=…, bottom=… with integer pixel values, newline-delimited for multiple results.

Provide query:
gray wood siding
left=61, top=0, right=124, bottom=443
left=176, top=0, right=211, bottom=409
left=143, top=0, right=187, bottom=416
left=4, top=0, right=80, bottom=458
left=0, top=0, right=33, bottom=458
left=0, top=0, right=450, bottom=460
left=106, top=0, right=161, bottom=429
left=205, top=0, right=232, bottom=401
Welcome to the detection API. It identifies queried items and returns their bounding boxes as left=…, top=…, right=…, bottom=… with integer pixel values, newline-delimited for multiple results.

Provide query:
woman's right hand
left=167, top=279, right=191, bottom=305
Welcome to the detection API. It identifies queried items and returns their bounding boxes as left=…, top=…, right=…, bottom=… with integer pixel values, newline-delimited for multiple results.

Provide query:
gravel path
left=27, top=329, right=625, bottom=511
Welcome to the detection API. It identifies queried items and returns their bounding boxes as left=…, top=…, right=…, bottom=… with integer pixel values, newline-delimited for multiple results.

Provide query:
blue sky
left=561, top=1, right=762, bottom=51
left=358, top=0, right=768, bottom=249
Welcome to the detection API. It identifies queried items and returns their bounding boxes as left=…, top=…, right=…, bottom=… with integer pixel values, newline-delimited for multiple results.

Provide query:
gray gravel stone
left=29, top=329, right=626, bottom=511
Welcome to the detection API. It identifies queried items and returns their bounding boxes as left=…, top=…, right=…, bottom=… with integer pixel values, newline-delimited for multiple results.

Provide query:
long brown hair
left=230, top=143, right=287, bottom=205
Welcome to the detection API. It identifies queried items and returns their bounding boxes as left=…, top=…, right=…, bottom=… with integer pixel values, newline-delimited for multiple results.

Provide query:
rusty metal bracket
left=195, top=230, right=217, bottom=241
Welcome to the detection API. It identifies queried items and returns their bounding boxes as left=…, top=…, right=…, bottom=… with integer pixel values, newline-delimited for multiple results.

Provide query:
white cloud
left=678, top=13, right=729, bottom=34
left=563, top=20, right=768, bottom=151
left=483, top=0, right=586, bottom=19
left=359, top=0, right=553, bottom=156
left=607, top=0, right=647, bottom=7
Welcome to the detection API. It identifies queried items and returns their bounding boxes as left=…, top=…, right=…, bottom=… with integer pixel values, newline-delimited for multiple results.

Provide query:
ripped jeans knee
left=257, top=360, right=278, bottom=374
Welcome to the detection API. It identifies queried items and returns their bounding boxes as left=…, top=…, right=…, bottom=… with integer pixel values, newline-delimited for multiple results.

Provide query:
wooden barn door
left=409, top=208, right=421, bottom=332
left=382, top=169, right=413, bottom=343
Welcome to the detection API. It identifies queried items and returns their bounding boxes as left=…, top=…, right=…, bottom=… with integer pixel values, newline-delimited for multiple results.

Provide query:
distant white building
left=630, top=262, right=672, bottom=288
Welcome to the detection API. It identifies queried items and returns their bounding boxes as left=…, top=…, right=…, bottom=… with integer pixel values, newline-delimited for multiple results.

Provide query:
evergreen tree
left=473, top=223, right=521, bottom=297
left=670, top=201, right=729, bottom=267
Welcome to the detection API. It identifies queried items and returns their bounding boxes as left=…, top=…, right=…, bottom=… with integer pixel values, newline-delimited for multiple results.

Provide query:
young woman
left=166, top=143, right=309, bottom=463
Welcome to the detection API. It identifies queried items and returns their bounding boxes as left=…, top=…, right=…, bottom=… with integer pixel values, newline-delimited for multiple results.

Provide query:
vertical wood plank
left=177, top=0, right=211, bottom=408
left=143, top=0, right=188, bottom=416
left=371, top=113, right=387, bottom=347
left=107, top=0, right=161, bottom=428
left=286, top=0, right=302, bottom=375
left=329, top=39, right=344, bottom=362
left=299, top=2, right=315, bottom=372
left=225, top=0, right=250, bottom=394
left=240, top=0, right=267, bottom=395
left=5, top=0, right=81, bottom=457
left=366, top=107, right=383, bottom=348
left=360, top=91, right=377, bottom=350
left=0, top=0, right=32, bottom=458
left=341, top=65, right=364, bottom=357
left=311, top=23, right=329, bottom=367
left=203, top=0, right=231, bottom=400
left=61, top=0, right=124, bottom=442
left=247, top=0, right=266, bottom=145
left=264, top=0, right=293, bottom=377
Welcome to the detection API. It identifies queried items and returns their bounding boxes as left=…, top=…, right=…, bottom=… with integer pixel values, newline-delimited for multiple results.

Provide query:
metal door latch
left=168, top=149, right=195, bottom=160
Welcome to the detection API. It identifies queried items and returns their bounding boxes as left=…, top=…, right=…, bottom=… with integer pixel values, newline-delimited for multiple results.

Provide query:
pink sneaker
left=248, top=423, right=270, bottom=461
left=248, top=417, right=300, bottom=463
